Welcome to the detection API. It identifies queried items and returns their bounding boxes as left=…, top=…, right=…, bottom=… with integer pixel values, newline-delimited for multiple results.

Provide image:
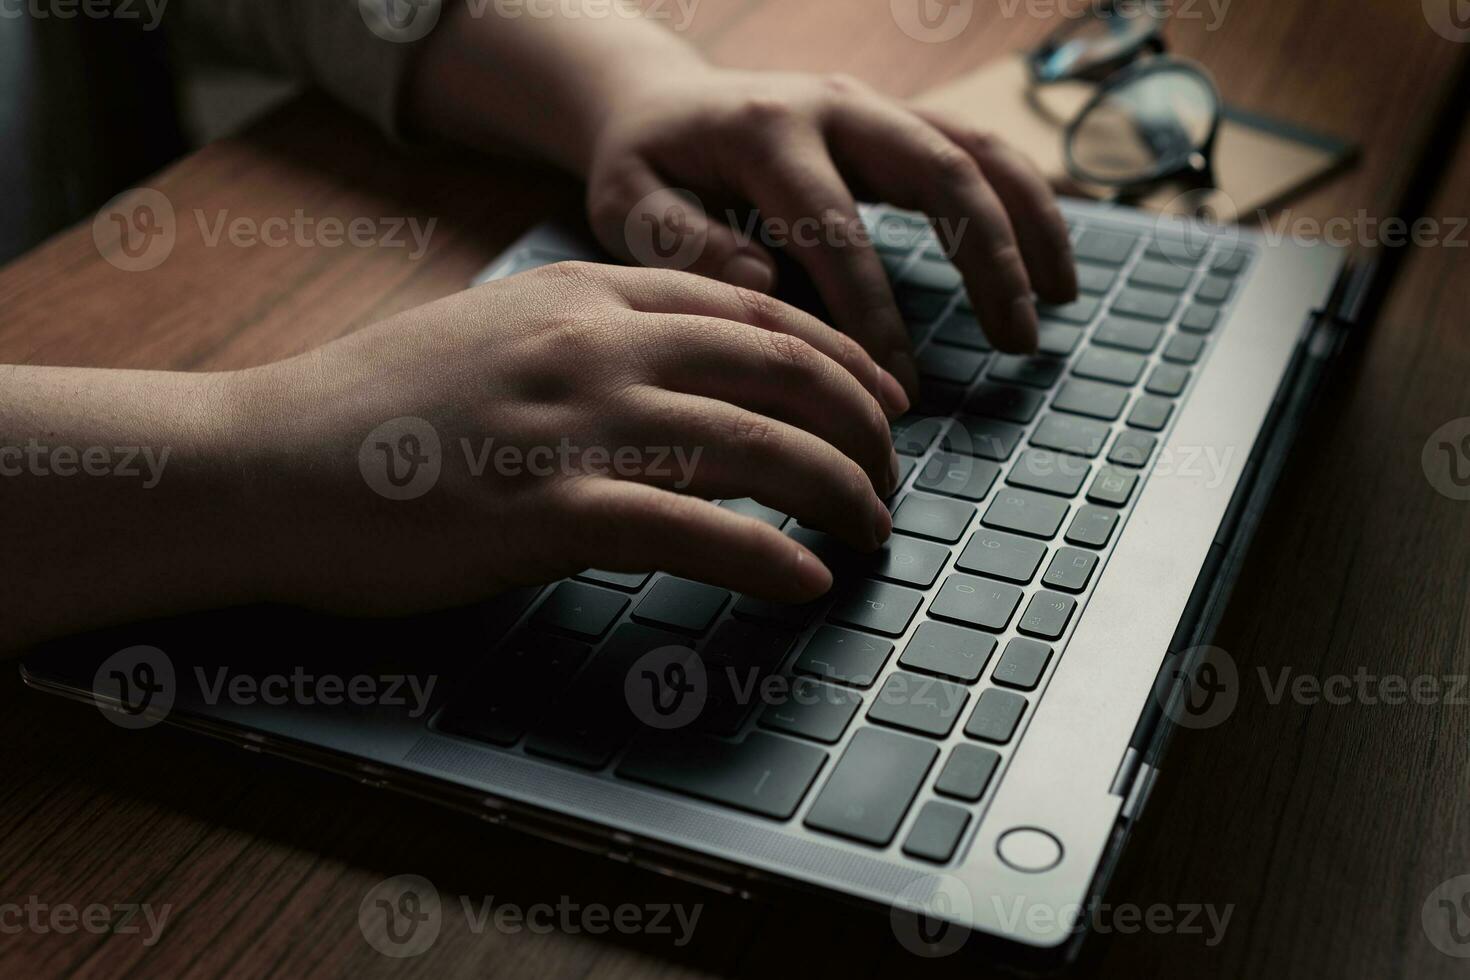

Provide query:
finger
left=633, top=311, right=897, bottom=492
left=600, top=265, right=910, bottom=417
left=913, top=107, right=1077, bottom=303
left=563, top=477, right=833, bottom=602
left=823, top=97, right=1041, bottom=353
left=613, top=388, right=892, bottom=553
left=587, top=159, right=779, bottom=292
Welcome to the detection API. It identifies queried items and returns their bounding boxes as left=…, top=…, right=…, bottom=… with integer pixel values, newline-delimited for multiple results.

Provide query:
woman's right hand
left=229, top=261, right=909, bottom=615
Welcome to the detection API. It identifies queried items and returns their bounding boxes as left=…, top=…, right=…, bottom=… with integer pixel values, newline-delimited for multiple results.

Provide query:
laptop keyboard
left=437, top=205, right=1253, bottom=864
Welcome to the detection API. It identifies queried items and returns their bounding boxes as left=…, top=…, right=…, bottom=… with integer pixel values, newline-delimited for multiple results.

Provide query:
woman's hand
left=230, top=263, right=907, bottom=614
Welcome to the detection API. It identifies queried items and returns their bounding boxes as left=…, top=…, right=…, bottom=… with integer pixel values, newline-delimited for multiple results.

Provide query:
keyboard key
left=1018, top=591, right=1077, bottom=640
left=930, top=573, right=1024, bottom=631
left=1179, top=303, right=1220, bottom=333
left=634, top=577, right=730, bottom=634
left=892, top=493, right=975, bottom=543
left=901, top=256, right=963, bottom=293
left=1032, top=412, right=1112, bottom=459
left=532, top=582, right=628, bottom=640
left=698, top=620, right=798, bottom=735
left=437, top=632, right=590, bottom=746
left=868, top=671, right=970, bottom=736
left=992, top=637, right=1053, bottom=690
left=1127, top=395, right=1174, bottom=431
left=871, top=534, right=951, bottom=589
left=805, top=727, right=936, bottom=845
left=794, top=627, right=893, bottom=687
left=956, top=528, right=1046, bottom=583
left=918, top=343, right=987, bottom=384
left=1036, top=296, right=1101, bottom=324
left=1073, top=347, right=1147, bottom=386
left=1037, top=320, right=1085, bottom=356
left=965, top=383, right=1045, bottom=425
left=1043, top=547, right=1098, bottom=592
left=892, top=414, right=946, bottom=456
left=899, top=620, right=998, bottom=682
left=1087, top=465, right=1137, bottom=507
left=916, top=452, right=1001, bottom=501
left=1076, top=262, right=1118, bottom=294
left=981, top=488, right=1070, bottom=539
left=1065, top=505, right=1119, bottom=548
left=576, top=569, right=651, bottom=592
left=1163, top=333, right=1205, bottom=364
left=1146, top=237, right=1206, bottom=266
left=896, top=284, right=951, bottom=324
left=1093, top=316, right=1164, bottom=353
left=1008, top=448, right=1090, bottom=497
left=1111, top=288, right=1179, bottom=322
left=889, top=455, right=918, bottom=503
left=1075, top=228, right=1137, bottom=266
left=732, top=594, right=820, bottom=628
left=720, top=498, right=787, bottom=527
left=618, top=731, right=828, bottom=819
left=1210, top=249, right=1249, bottom=276
left=943, top=414, right=1025, bottom=460
left=829, top=580, right=923, bottom=636
left=965, top=689, right=1027, bottom=743
left=989, top=354, right=1065, bottom=389
left=872, top=211, right=928, bottom=251
left=931, top=312, right=992, bottom=351
left=1145, top=363, right=1191, bottom=397
left=759, top=679, right=861, bottom=744
left=903, top=801, right=971, bottom=863
left=935, top=744, right=1000, bottom=801
left=1195, top=275, right=1234, bottom=304
left=1129, top=260, right=1193, bottom=292
left=1108, top=430, right=1157, bottom=468
left=1051, top=380, right=1128, bottom=422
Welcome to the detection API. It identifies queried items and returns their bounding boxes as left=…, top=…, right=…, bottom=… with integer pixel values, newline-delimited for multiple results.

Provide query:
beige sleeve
left=177, top=0, right=443, bottom=138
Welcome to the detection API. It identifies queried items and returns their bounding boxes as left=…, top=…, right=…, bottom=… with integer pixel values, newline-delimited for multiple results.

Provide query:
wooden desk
left=2, top=2, right=1467, bottom=977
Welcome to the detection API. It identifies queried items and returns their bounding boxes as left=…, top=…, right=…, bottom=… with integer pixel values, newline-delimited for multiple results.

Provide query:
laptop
left=22, top=197, right=1353, bottom=967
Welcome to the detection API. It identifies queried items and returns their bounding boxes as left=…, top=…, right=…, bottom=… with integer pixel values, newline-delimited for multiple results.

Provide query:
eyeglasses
left=1028, top=3, right=1221, bottom=198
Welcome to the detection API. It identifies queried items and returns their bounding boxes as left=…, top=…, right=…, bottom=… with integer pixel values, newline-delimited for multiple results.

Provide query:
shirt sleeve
left=177, top=0, right=443, bottom=139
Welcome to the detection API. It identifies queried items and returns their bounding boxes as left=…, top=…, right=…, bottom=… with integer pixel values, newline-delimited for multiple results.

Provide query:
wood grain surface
left=1, top=1, right=1467, bottom=977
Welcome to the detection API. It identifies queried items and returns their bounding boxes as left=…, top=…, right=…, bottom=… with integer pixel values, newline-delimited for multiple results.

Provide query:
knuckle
left=760, top=329, right=820, bottom=378
left=727, top=409, right=779, bottom=456
left=821, top=72, right=867, bottom=98
left=928, top=140, right=982, bottom=185
left=733, top=94, right=797, bottom=130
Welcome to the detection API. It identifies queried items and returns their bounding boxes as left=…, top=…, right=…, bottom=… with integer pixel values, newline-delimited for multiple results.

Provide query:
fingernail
left=875, top=366, right=911, bottom=417
left=1011, top=297, right=1040, bottom=354
left=793, top=546, right=833, bottom=596
left=722, top=254, right=775, bottom=293
left=886, top=349, right=921, bottom=402
left=888, top=449, right=902, bottom=495
left=871, top=494, right=893, bottom=548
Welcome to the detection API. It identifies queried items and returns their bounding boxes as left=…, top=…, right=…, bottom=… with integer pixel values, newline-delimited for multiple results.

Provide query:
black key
left=892, top=414, right=946, bottom=456
left=892, top=492, right=975, bottom=543
left=965, top=383, right=1045, bottom=425
left=956, top=528, right=1046, bottom=583
left=902, top=256, right=963, bottom=293
left=1066, top=505, right=1119, bottom=549
left=871, top=534, right=951, bottom=589
left=1051, top=380, right=1128, bottom=422
left=932, top=312, right=992, bottom=351
left=1163, top=333, right=1205, bottom=364
left=935, top=744, right=1000, bottom=801
left=903, top=801, right=972, bottom=863
left=759, top=679, right=861, bottom=744
left=1210, top=249, right=1249, bottom=276
left=943, top=414, right=1025, bottom=460
left=867, top=672, right=970, bottom=737
left=1032, top=411, right=1112, bottom=457
left=805, top=728, right=937, bottom=845
left=981, top=488, right=1070, bottom=539
left=532, top=582, right=628, bottom=640
left=915, top=383, right=967, bottom=418
left=873, top=211, right=928, bottom=251
left=1043, top=547, right=1098, bottom=592
left=720, top=498, right=787, bottom=527
left=1076, top=348, right=1140, bottom=387
left=576, top=569, right=651, bottom=592
left=1146, top=237, right=1206, bottom=266
left=930, top=573, right=1024, bottom=631
left=618, top=731, right=828, bottom=820
left=1179, top=303, right=1220, bottom=333
left=896, top=284, right=951, bottom=324
left=1127, top=395, right=1174, bottom=431
left=1111, top=288, right=1178, bottom=322
left=1108, top=430, right=1157, bottom=468
left=1146, top=363, right=1191, bottom=397
left=1087, top=465, right=1137, bottom=507
left=1075, top=262, right=1118, bottom=294
left=1195, top=275, right=1233, bottom=304
left=1018, top=591, right=1077, bottom=640
left=989, top=354, right=1065, bottom=389
left=965, top=689, right=1027, bottom=743
left=916, top=452, right=1001, bottom=501
left=1037, top=296, right=1101, bottom=325
left=437, top=632, right=590, bottom=746
left=794, top=627, right=892, bottom=687
left=1129, top=260, right=1193, bottom=292
left=992, top=637, right=1053, bottom=690
left=899, top=621, right=997, bottom=683
left=829, top=580, right=923, bottom=636
left=1008, top=448, right=1090, bottom=498
left=733, top=594, right=820, bottom=628
left=918, top=343, right=986, bottom=384
left=1075, top=228, right=1137, bottom=266
left=634, top=577, right=730, bottom=634
left=1093, top=316, right=1164, bottom=353
left=1037, top=321, right=1085, bottom=356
